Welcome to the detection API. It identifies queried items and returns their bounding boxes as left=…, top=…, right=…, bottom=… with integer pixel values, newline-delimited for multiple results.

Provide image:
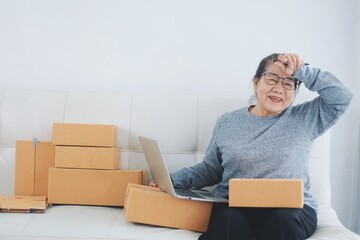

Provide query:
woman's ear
left=253, top=76, right=260, bottom=84
left=253, top=76, right=259, bottom=89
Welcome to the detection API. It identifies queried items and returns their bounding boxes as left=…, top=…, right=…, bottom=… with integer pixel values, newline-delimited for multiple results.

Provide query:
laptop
left=138, top=136, right=228, bottom=203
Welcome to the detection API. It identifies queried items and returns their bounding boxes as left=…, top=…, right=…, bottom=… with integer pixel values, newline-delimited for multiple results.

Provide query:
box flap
left=140, top=171, right=148, bottom=185
left=35, top=142, right=55, bottom=196
left=15, top=141, right=36, bottom=195
left=0, top=196, right=48, bottom=213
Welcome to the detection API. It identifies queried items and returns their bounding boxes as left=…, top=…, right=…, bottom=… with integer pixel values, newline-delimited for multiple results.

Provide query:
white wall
left=0, top=0, right=359, bottom=231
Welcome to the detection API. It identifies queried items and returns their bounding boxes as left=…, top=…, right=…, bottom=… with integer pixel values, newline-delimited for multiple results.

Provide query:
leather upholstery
left=0, top=89, right=358, bottom=239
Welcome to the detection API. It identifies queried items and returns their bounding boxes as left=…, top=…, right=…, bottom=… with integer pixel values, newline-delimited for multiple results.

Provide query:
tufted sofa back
left=0, top=89, right=331, bottom=208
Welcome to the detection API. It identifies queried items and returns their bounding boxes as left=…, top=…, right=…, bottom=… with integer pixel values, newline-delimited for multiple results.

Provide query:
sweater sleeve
left=170, top=117, right=224, bottom=189
left=292, top=64, right=353, bottom=139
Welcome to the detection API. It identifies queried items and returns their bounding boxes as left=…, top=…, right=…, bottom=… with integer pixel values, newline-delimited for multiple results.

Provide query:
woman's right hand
left=149, top=180, right=157, bottom=187
left=274, top=53, right=304, bottom=76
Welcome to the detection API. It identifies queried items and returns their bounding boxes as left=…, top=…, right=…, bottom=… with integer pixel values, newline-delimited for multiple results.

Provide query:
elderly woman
left=152, top=53, right=353, bottom=240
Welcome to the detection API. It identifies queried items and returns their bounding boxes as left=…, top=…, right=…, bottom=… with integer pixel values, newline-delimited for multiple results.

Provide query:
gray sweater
left=170, top=64, right=353, bottom=212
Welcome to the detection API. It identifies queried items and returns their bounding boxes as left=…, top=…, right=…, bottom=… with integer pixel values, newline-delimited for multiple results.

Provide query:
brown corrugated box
left=48, top=168, right=145, bottom=206
left=124, top=184, right=213, bottom=232
left=15, top=140, right=55, bottom=196
left=0, top=196, right=47, bottom=213
left=229, top=178, right=303, bottom=208
left=55, top=146, right=119, bottom=169
left=52, top=123, right=117, bottom=147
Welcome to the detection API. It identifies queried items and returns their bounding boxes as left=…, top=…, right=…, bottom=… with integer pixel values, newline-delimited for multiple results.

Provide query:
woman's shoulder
left=288, top=98, right=320, bottom=115
left=218, top=107, right=247, bottom=121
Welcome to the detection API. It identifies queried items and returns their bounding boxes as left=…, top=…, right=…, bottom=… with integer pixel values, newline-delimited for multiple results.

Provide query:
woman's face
left=252, top=62, right=295, bottom=116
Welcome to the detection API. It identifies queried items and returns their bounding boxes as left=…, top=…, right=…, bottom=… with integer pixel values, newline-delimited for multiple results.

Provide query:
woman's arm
left=293, top=64, right=353, bottom=139
left=170, top=118, right=224, bottom=189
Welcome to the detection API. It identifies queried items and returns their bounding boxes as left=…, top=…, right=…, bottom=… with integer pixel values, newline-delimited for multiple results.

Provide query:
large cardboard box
left=52, top=123, right=117, bottom=147
left=124, top=184, right=213, bottom=232
left=229, top=179, right=303, bottom=208
left=55, top=146, right=119, bottom=169
left=48, top=168, right=144, bottom=206
left=15, top=140, right=55, bottom=196
left=0, top=196, right=47, bottom=213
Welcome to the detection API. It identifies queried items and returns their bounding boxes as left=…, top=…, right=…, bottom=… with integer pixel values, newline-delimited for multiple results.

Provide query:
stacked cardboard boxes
left=48, top=123, right=145, bottom=207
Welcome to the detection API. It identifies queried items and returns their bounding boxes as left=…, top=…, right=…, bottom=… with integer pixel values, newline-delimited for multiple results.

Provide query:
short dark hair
left=254, top=53, right=280, bottom=79
left=253, top=53, right=301, bottom=91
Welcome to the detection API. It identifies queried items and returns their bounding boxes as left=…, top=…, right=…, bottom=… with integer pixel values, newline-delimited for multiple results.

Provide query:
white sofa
left=0, top=89, right=359, bottom=240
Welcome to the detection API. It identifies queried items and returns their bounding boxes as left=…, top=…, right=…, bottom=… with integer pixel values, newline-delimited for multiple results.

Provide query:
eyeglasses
left=262, top=73, right=297, bottom=90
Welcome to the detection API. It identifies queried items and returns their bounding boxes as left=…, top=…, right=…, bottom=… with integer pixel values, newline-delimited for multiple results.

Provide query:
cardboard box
left=48, top=168, right=145, bottom=206
left=55, top=146, right=119, bottom=169
left=52, top=123, right=117, bottom=147
left=229, top=179, right=303, bottom=208
left=0, top=196, right=47, bottom=213
left=124, top=184, right=213, bottom=232
left=15, top=140, right=55, bottom=196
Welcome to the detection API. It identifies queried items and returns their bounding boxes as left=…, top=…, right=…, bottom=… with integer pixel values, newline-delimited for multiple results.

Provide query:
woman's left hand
left=274, top=53, right=304, bottom=76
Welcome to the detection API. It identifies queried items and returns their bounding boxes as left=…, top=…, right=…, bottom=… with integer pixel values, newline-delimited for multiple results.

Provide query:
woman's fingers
left=275, top=53, right=303, bottom=75
left=149, top=180, right=157, bottom=187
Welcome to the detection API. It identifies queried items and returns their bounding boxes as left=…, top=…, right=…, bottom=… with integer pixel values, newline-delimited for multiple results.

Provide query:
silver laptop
left=138, top=136, right=228, bottom=203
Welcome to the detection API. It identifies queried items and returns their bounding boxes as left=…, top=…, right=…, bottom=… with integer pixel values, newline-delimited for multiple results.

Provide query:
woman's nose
left=272, top=80, right=284, bottom=93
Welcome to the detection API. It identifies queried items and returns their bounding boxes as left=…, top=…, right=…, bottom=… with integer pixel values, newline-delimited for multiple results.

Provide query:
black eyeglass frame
left=262, top=73, right=300, bottom=91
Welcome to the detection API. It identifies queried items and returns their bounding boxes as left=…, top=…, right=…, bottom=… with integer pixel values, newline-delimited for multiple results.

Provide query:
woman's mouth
left=268, top=96, right=283, bottom=103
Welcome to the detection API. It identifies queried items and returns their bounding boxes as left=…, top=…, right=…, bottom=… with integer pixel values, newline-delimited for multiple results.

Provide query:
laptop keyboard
left=175, top=188, right=205, bottom=199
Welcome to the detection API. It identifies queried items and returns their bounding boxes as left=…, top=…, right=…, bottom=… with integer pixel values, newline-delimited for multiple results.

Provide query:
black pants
left=199, top=204, right=317, bottom=240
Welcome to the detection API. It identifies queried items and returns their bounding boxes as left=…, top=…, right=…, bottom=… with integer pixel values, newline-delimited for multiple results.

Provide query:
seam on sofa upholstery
left=21, top=214, right=37, bottom=237
left=0, top=89, right=5, bottom=146
left=191, top=232, right=197, bottom=240
left=127, top=94, right=134, bottom=168
left=62, top=92, right=70, bottom=123
left=0, top=236, right=110, bottom=240
left=195, top=96, right=200, bottom=155
left=106, top=209, right=121, bottom=237
left=351, top=117, right=360, bottom=232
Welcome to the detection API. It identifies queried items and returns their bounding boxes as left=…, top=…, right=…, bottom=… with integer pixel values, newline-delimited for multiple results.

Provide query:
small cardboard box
left=124, top=184, right=213, bottom=232
left=0, top=196, right=47, bottom=213
left=55, top=146, right=119, bottom=169
left=48, top=168, right=145, bottom=206
left=52, top=123, right=117, bottom=147
left=15, top=140, right=55, bottom=196
left=229, top=178, right=303, bottom=208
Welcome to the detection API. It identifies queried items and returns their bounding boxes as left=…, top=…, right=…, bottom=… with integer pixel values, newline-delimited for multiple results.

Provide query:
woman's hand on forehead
left=274, top=53, right=304, bottom=76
